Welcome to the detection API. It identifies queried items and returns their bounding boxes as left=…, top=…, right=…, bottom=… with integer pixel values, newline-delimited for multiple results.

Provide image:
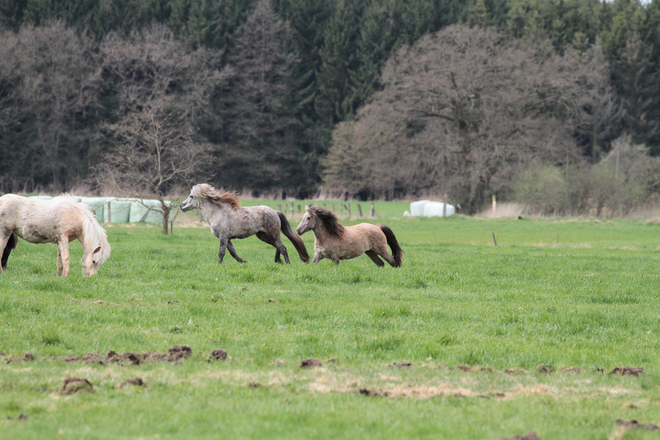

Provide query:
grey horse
left=180, top=184, right=309, bottom=264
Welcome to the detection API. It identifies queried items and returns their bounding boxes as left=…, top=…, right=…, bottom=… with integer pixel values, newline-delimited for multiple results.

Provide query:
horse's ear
left=93, top=246, right=101, bottom=254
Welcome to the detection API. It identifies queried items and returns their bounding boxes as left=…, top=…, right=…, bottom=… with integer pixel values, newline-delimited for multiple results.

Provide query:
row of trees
left=1, top=0, right=660, bottom=215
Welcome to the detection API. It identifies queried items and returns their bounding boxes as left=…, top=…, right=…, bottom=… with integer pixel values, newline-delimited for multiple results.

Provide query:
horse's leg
left=58, top=239, right=71, bottom=276
left=365, top=250, right=385, bottom=267
left=57, top=247, right=63, bottom=276
left=256, top=232, right=281, bottom=263
left=218, top=238, right=228, bottom=264
left=272, top=236, right=290, bottom=264
left=312, top=252, right=324, bottom=264
left=372, top=241, right=396, bottom=267
left=0, top=233, right=9, bottom=274
left=227, top=240, right=246, bottom=263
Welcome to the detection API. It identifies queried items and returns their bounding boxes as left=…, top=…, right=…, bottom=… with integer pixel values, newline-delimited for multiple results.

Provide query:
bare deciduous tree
left=323, top=25, right=622, bottom=212
left=0, top=20, right=101, bottom=191
left=94, top=25, right=229, bottom=234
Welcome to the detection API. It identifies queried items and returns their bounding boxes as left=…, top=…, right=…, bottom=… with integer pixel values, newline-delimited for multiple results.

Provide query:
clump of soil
left=457, top=365, right=472, bottom=372
left=615, top=419, right=660, bottom=430
left=208, top=349, right=228, bottom=361
left=389, top=362, right=412, bottom=369
left=537, top=365, right=552, bottom=373
left=300, top=358, right=322, bottom=368
left=168, top=345, right=192, bottom=360
left=610, top=367, right=645, bottom=376
left=6, top=414, right=28, bottom=421
left=4, top=352, right=37, bottom=364
left=559, top=367, right=580, bottom=374
left=493, top=430, right=542, bottom=440
left=106, top=351, right=141, bottom=365
left=62, top=377, right=94, bottom=394
left=119, top=377, right=145, bottom=388
left=503, top=369, right=526, bottom=375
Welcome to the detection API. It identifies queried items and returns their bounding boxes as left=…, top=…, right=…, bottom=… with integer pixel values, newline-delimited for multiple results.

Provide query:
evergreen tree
left=314, top=0, right=361, bottom=125
left=213, top=0, right=306, bottom=191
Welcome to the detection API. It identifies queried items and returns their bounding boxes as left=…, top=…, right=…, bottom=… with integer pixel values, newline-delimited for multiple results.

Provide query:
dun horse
left=179, top=184, right=309, bottom=264
left=296, top=204, right=403, bottom=267
left=0, top=194, right=111, bottom=276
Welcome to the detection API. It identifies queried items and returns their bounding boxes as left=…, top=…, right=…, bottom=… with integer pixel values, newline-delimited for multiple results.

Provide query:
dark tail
left=379, top=225, right=403, bottom=267
left=278, top=212, right=310, bottom=263
left=2, top=233, right=18, bottom=269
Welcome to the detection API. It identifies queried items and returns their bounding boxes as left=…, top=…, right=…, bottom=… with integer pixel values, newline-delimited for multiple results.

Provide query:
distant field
left=1, top=208, right=660, bottom=439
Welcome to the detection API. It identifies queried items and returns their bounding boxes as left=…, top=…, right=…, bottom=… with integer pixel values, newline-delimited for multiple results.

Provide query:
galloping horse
left=296, top=204, right=403, bottom=267
left=0, top=194, right=111, bottom=276
left=179, top=184, right=309, bottom=264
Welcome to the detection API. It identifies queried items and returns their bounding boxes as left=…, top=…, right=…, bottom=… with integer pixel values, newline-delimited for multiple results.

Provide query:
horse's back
left=0, top=195, right=82, bottom=243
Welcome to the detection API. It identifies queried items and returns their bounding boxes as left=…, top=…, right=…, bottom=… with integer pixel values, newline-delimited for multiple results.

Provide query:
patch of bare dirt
left=493, top=431, right=542, bottom=440
left=119, top=377, right=145, bottom=388
left=63, top=353, right=106, bottom=365
left=62, top=377, right=94, bottom=394
left=559, top=367, right=580, bottom=374
left=504, top=369, right=526, bottom=375
left=537, top=365, right=552, bottom=373
left=615, top=419, right=660, bottom=430
left=610, top=367, right=645, bottom=376
left=300, top=358, right=322, bottom=368
left=59, top=346, right=194, bottom=365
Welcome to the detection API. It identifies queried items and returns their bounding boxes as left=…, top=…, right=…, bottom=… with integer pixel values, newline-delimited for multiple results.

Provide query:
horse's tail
left=278, top=211, right=309, bottom=263
left=379, top=225, right=403, bottom=267
left=77, top=203, right=111, bottom=264
left=2, top=233, right=17, bottom=269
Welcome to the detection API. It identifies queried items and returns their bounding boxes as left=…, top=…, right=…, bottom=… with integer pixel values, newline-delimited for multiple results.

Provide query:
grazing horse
left=296, top=204, right=403, bottom=267
left=0, top=194, right=111, bottom=276
left=179, top=184, right=309, bottom=264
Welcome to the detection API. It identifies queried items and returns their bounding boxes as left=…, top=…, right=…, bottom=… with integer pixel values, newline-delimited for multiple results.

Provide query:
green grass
left=1, top=211, right=660, bottom=439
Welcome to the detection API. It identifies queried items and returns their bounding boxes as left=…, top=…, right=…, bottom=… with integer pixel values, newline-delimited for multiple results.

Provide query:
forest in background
left=1, top=0, right=660, bottom=214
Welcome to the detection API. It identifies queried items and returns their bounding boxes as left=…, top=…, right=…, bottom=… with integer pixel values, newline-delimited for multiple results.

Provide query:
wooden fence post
left=369, top=203, right=376, bottom=217
left=357, top=203, right=363, bottom=217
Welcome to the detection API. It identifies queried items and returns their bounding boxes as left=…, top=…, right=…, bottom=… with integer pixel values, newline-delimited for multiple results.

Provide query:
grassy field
left=1, top=204, right=660, bottom=439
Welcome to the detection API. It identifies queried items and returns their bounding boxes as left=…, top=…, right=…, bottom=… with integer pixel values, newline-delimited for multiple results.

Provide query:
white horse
left=180, top=184, right=309, bottom=264
left=0, top=194, right=111, bottom=276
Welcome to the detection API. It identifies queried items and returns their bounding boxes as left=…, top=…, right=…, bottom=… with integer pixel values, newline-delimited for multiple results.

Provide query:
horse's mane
left=192, top=184, right=240, bottom=210
left=75, top=202, right=111, bottom=264
left=308, top=204, right=345, bottom=238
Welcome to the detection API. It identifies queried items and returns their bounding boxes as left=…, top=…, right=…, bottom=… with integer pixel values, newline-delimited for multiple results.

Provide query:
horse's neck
left=313, top=221, right=332, bottom=243
left=201, top=202, right=233, bottom=224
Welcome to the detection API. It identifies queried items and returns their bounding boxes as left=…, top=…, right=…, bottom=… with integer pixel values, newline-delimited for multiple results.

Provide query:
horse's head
left=180, top=184, right=206, bottom=212
left=81, top=245, right=103, bottom=277
left=296, top=205, right=317, bottom=235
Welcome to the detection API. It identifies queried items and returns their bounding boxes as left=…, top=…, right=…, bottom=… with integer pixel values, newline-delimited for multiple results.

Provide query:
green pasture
left=1, top=206, right=660, bottom=439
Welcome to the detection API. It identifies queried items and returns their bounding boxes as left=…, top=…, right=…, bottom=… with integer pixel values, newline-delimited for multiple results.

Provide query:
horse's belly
left=19, top=224, right=56, bottom=243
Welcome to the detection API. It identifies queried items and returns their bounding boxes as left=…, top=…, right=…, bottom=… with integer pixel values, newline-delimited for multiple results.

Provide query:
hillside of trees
left=1, top=0, right=660, bottom=213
